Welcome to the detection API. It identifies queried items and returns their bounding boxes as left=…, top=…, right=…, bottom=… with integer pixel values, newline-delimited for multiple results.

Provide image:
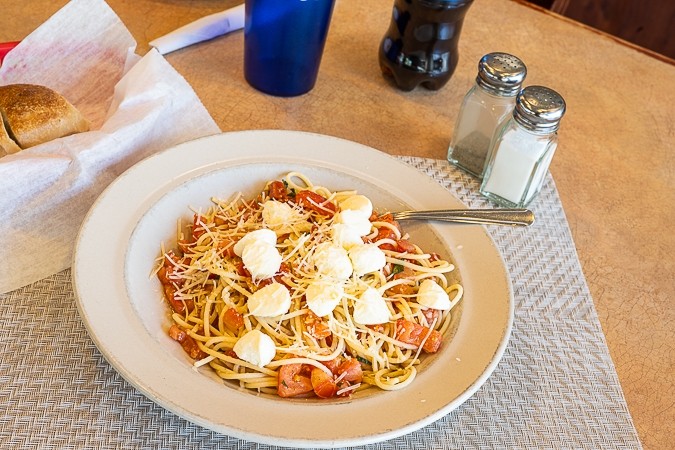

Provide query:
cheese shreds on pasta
left=155, top=172, right=463, bottom=399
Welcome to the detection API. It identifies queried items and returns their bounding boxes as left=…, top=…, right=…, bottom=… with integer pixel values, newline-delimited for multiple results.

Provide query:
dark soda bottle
left=379, top=0, right=474, bottom=91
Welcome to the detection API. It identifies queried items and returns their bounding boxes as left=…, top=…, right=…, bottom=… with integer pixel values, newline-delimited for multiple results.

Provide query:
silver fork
left=391, top=208, right=535, bottom=226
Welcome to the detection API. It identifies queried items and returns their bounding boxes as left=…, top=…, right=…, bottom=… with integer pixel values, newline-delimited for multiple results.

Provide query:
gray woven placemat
left=0, top=157, right=642, bottom=449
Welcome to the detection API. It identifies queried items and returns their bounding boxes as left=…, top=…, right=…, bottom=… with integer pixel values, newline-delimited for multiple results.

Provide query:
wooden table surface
left=1, top=0, right=673, bottom=448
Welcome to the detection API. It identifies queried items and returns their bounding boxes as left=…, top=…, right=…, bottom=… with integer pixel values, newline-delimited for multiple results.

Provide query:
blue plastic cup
left=244, top=0, right=336, bottom=97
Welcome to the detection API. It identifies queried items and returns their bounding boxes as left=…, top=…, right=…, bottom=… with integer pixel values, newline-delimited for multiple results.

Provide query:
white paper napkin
left=149, top=3, right=245, bottom=55
left=0, top=0, right=221, bottom=293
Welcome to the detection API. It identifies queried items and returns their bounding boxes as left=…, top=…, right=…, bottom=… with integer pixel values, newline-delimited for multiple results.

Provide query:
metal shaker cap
left=513, top=85, right=566, bottom=133
left=476, top=53, right=527, bottom=96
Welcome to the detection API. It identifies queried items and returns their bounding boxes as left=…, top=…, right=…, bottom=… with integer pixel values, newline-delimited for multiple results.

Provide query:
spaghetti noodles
left=155, top=172, right=463, bottom=398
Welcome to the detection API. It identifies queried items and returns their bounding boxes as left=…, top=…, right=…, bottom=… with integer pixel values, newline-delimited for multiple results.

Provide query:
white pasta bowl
left=73, top=130, right=513, bottom=448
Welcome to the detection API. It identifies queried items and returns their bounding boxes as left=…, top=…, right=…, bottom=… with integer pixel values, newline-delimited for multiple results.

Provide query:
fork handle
left=393, top=209, right=535, bottom=226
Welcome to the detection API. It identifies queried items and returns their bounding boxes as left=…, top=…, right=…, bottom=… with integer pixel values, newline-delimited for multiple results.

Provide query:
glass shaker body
left=447, top=52, right=526, bottom=178
left=480, top=85, right=566, bottom=208
left=480, top=119, right=558, bottom=207
left=447, top=84, right=517, bottom=177
left=378, top=0, right=474, bottom=91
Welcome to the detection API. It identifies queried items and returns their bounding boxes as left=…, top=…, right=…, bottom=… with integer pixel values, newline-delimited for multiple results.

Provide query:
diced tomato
left=256, top=278, right=273, bottom=288
left=304, top=311, right=332, bottom=340
left=385, top=265, right=416, bottom=296
left=311, top=367, right=338, bottom=398
left=366, top=213, right=403, bottom=251
left=385, top=282, right=415, bottom=296
left=256, top=261, right=292, bottom=288
left=294, top=190, right=337, bottom=217
left=213, top=215, right=228, bottom=226
left=235, top=261, right=251, bottom=278
left=272, top=261, right=292, bottom=287
left=278, top=363, right=314, bottom=398
left=396, top=239, right=417, bottom=254
left=162, top=283, right=194, bottom=314
left=217, top=238, right=237, bottom=257
left=183, top=337, right=207, bottom=360
left=177, top=238, right=191, bottom=253
left=157, top=265, right=171, bottom=285
left=369, top=226, right=398, bottom=251
left=158, top=251, right=193, bottom=311
left=277, top=261, right=292, bottom=275
left=168, top=324, right=185, bottom=341
left=422, top=308, right=440, bottom=326
left=335, top=380, right=353, bottom=397
left=374, top=227, right=397, bottom=241
left=168, top=325, right=207, bottom=360
left=157, top=250, right=184, bottom=284
left=336, top=358, right=363, bottom=383
left=268, top=180, right=288, bottom=201
left=395, top=318, right=443, bottom=353
left=192, top=214, right=208, bottom=241
left=422, top=308, right=441, bottom=325
left=394, top=265, right=415, bottom=279
left=375, top=213, right=401, bottom=232
left=222, top=308, right=244, bottom=331
left=322, top=357, right=342, bottom=374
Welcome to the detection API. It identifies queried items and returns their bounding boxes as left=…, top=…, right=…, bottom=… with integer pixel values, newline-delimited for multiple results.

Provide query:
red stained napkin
left=0, top=0, right=220, bottom=293
left=0, top=41, right=20, bottom=65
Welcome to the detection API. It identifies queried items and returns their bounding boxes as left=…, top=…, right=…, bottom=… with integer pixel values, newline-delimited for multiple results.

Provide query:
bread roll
left=0, top=83, right=89, bottom=152
left=0, top=118, right=21, bottom=156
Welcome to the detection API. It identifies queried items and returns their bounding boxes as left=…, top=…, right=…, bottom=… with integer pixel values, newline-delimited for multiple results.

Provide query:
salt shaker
left=447, top=52, right=527, bottom=177
left=480, top=85, right=566, bottom=207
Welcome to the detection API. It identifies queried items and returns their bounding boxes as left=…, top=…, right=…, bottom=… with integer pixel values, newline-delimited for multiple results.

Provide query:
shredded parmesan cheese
left=155, top=172, right=463, bottom=398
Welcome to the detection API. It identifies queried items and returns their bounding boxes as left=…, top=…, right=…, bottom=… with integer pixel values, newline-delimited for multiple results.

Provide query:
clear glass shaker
left=447, top=52, right=527, bottom=177
left=480, top=85, right=566, bottom=207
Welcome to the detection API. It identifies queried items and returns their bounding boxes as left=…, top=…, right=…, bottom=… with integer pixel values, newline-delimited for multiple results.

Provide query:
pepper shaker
left=480, top=85, right=566, bottom=207
left=447, top=53, right=527, bottom=177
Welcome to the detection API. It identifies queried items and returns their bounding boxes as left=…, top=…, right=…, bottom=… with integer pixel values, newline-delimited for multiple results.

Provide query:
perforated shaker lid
left=476, top=52, right=527, bottom=96
left=514, top=85, right=566, bottom=133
